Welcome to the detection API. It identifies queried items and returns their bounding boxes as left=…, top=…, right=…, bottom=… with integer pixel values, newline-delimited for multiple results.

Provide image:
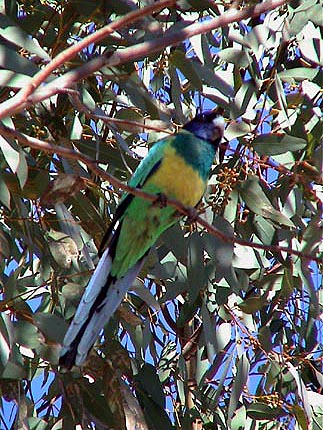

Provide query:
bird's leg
left=153, top=192, right=168, bottom=208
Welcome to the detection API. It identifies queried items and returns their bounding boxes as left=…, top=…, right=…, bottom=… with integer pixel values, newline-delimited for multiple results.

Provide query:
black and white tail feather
left=59, top=191, right=146, bottom=368
left=59, top=245, right=145, bottom=369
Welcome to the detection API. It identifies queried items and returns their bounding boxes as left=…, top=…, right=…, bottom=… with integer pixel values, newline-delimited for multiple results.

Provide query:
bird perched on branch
left=59, top=110, right=225, bottom=369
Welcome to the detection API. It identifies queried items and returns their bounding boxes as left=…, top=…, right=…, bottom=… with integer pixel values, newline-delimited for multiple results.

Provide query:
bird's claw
left=186, top=207, right=198, bottom=224
left=153, top=192, right=168, bottom=208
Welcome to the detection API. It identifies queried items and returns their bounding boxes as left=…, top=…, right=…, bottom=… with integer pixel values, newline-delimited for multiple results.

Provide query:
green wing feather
left=124, top=135, right=172, bottom=192
left=99, top=136, right=172, bottom=254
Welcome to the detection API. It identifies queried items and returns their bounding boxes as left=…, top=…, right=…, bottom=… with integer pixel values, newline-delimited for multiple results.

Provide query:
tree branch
left=0, top=0, right=289, bottom=120
left=0, top=0, right=176, bottom=120
left=0, top=123, right=319, bottom=264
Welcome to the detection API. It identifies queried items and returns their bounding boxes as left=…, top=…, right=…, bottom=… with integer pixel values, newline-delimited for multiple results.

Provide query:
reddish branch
left=0, top=123, right=320, bottom=264
left=0, top=0, right=289, bottom=120
left=0, top=0, right=176, bottom=119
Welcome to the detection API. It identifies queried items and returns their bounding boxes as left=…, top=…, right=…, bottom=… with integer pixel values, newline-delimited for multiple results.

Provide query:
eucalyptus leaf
left=0, top=43, right=40, bottom=75
left=134, top=364, right=173, bottom=430
left=253, top=133, right=307, bottom=156
left=0, top=314, right=13, bottom=370
left=239, top=176, right=295, bottom=227
left=228, top=355, right=250, bottom=425
left=246, top=402, right=284, bottom=420
left=170, top=50, right=203, bottom=91
left=218, top=47, right=250, bottom=68
left=278, top=67, right=318, bottom=82
left=0, top=14, right=50, bottom=59
left=0, top=70, right=33, bottom=87
left=299, top=38, right=323, bottom=66
left=15, top=320, right=41, bottom=350
left=0, top=174, right=11, bottom=209
left=33, top=313, right=67, bottom=344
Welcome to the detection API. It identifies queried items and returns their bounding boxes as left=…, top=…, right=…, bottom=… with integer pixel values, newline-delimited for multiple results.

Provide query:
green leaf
left=177, top=294, right=201, bottom=327
left=190, top=33, right=213, bottom=66
left=239, top=176, right=295, bottom=227
left=0, top=129, right=19, bottom=173
left=0, top=173, right=11, bottom=209
left=287, top=362, right=311, bottom=428
left=27, top=417, right=47, bottom=430
left=238, top=296, right=268, bottom=314
left=300, top=215, right=322, bottom=254
left=33, top=313, right=67, bottom=344
left=16, top=148, right=28, bottom=188
left=170, top=50, right=202, bottom=91
left=115, top=73, right=163, bottom=119
left=135, top=364, right=173, bottom=430
left=0, top=313, right=13, bottom=370
left=218, top=48, right=250, bottom=68
left=14, top=320, right=41, bottom=349
left=258, top=326, right=273, bottom=352
left=191, top=61, right=234, bottom=98
left=136, top=363, right=165, bottom=408
left=62, top=282, right=84, bottom=301
left=228, top=354, right=250, bottom=425
left=70, top=0, right=102, bottom=16
left=1, top=360, right=27, bottom=379
left=169, top=65, right=185, bottom=122
left=292, top=405, right=308, bottom=430
left=278, top=67, right=318, bottom=82
left=299, top=38, right=323, bottom=66
left=187, top=232, right=205, bottom=292
left=201, top=300, right=217, bottom=361
left=0, top=14, right=50, bottom=59
left=0, top=227, right=10, bottom=258
left=253, top=133, right=307, bottom=156
left=230, top=405, right=247, bottom=430
left=232, top=81, right=257, bottom=118
left=204, top=217, right=238, bottom=290
left=225, top=120, right=251, bottom=140
left=253, top=214, right=275, bottom=245
left=287, top=1, right=319, bottom=35
left=158, top=341, right=177, bottom=382
left=275, top=71, right=290, bottom=128
left=246, top=402, right=284, bottom=420
left=133, top=279, right=160, bottom=311
left=0, top=70, right=33, bottom=87
left=161, top=224, right=188, bottom=264
left=0, top=43, right=40, bottom=76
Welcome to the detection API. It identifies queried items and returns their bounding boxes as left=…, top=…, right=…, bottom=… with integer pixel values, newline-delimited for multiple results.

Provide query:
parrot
left=59, top=110, right=225, bottom=369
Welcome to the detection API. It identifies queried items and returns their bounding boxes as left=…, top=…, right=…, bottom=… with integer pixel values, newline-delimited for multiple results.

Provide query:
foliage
left=0, top=0, right=322, bottom=429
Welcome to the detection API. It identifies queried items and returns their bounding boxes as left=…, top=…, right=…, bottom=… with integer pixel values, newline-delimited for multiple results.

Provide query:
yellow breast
left=145, top=146, right=205, bottom=206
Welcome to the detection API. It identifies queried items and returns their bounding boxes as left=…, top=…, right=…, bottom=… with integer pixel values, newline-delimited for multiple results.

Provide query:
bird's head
left=183, top=109, right=225, bottom=148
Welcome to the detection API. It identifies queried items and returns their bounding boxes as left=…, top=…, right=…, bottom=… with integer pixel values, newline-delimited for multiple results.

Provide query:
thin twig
left=69, top=89, right=173, bottom=134
left=0, top=123, right=319, bottom=264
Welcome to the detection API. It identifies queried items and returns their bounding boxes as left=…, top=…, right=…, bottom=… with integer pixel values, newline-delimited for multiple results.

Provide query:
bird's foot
left=186, top=207, right=199, bottom=224
left=153, top=192, right=168, bottom=208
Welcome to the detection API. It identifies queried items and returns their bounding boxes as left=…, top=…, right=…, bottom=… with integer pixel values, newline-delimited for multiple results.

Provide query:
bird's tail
left=59, top=247, right=145, bottom=369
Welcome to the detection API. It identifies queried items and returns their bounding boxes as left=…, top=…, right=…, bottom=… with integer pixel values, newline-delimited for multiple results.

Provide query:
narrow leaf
left=253, top=133, right=307, bottom=155
left=0, top=14, right=50, bottom=59
left=0, top=44, right=39, bottom=75
left=239, top=176, right=295, bottom=227
left=228, top=354, right=250, bottom=425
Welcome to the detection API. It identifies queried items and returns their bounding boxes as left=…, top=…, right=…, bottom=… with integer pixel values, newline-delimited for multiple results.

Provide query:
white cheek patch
left=212, top=116, right=225, bottom=137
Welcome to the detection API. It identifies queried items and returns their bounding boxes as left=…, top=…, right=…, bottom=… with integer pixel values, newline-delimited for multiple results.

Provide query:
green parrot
left=59, top=110, right=225, bottom=368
